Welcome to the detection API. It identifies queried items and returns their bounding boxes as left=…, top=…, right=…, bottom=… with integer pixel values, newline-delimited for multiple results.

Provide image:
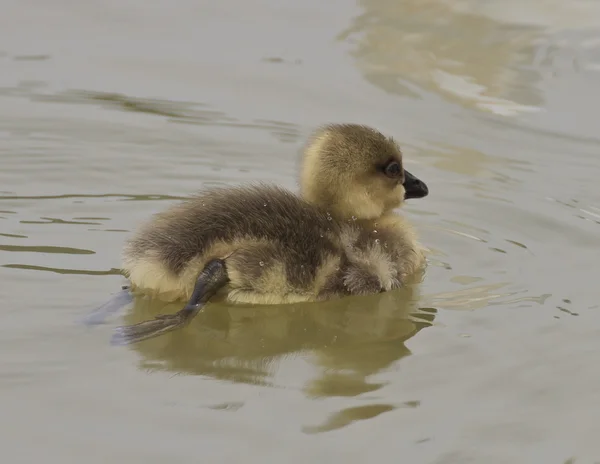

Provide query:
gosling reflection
left=124, top=278, right=435, bottom=396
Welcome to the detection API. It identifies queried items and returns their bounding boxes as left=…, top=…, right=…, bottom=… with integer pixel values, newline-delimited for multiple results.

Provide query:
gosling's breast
left=338, top=225, right=401, bottom=292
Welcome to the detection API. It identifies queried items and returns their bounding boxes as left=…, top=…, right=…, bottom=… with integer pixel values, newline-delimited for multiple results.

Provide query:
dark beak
left=403, top=170, right=428, bottom=199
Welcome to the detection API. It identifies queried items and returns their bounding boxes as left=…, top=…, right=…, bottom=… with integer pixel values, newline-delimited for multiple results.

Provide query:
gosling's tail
left=110, top=259, right=229, bottom=346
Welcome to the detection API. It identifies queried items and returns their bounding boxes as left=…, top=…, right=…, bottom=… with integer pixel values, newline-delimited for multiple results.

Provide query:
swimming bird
left=107, top=123, right=429, bottom=345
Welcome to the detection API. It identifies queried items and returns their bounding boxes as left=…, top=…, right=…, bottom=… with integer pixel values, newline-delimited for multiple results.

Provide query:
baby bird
left=110, top=123, right=429, bottom=345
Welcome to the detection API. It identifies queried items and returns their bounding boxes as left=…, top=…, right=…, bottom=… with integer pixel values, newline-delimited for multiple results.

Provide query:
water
left=2, top=0, right=600, bottom=462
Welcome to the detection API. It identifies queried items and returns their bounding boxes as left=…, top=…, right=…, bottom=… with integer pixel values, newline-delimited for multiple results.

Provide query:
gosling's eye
left=384, top=161, right=402, bottom=178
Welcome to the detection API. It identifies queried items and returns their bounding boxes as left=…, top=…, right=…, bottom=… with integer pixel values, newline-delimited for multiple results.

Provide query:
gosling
left=109, top=123, right=429, bottom=345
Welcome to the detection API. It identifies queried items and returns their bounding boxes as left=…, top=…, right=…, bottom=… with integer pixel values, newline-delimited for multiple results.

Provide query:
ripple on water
left=9, top=87, right=304, bottom=145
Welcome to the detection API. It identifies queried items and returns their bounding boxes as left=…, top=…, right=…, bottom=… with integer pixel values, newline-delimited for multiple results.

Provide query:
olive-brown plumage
left=107, top=123, right=429, bottom=345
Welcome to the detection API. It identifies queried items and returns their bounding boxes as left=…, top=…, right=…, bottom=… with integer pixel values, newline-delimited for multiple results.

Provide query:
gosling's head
left=300, top=123, right=428, bottom=220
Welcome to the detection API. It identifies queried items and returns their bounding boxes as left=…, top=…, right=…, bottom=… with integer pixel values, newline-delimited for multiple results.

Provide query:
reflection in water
left=122, top=281, right=435, bottom=398
left=303, top=400, right=421, bottom=434
left=303, top=403, right=397, bottom=434
left=339, top=0, right=546, bottom=114
left=424, top=143, right=533, bottom=182
left=2, top=87, right=303, bottom=145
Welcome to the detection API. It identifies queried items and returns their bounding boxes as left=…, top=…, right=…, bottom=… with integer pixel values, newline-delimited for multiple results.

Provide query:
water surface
left=2, top=0, right=600, bottom=462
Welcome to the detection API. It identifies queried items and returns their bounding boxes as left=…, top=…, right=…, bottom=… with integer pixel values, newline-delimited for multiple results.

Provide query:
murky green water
left=2, top=0, right=600, bottom=462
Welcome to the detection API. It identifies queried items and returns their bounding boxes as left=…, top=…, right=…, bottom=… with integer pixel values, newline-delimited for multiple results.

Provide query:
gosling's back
left=122, top=184, right=345, bottom=302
